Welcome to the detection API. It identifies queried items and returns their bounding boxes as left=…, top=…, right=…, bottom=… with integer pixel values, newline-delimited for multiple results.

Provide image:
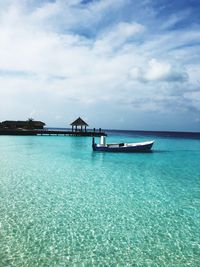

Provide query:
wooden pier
left=0, top=129, right=107, bottom=137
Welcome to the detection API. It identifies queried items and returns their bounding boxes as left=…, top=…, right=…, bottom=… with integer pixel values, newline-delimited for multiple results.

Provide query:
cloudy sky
left=0, top=0, right=200, bottom=131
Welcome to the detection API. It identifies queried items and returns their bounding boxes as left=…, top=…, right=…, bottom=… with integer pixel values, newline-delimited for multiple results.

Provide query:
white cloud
left=95, top=22, right=145, bottom=52
left=130, top=59, right=188, bottom=82
left=146, top=59, right=171, bottom=81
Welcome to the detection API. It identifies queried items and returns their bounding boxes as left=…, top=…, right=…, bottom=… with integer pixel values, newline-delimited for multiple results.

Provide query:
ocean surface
left=0, top=130, right=200, bottom=266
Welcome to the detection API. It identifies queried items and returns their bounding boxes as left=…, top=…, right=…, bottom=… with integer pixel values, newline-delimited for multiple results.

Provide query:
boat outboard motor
left=92, top=137, right=96, bottom=150
left=100, top=136, right=106, bottom=146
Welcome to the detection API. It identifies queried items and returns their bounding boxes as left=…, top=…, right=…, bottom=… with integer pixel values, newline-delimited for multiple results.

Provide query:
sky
left=0, top=0, right=200, bottom=131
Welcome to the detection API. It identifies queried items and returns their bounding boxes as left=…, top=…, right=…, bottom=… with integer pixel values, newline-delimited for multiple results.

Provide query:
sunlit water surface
left=0, top=132, right=200, bottom=266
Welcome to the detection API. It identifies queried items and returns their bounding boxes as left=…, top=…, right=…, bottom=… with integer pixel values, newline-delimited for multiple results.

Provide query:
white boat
left=92, top=136, right=154, bottom=152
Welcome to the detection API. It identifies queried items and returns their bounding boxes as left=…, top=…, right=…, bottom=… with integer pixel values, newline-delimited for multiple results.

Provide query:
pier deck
left=0, top=129, right=106, bottom=136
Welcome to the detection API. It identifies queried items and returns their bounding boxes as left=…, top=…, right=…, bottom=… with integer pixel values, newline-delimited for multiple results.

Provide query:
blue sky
left=0, top=0, right=200, bottom=131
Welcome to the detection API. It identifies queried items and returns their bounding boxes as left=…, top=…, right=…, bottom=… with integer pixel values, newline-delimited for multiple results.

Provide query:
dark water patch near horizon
left=105, top=129, right=200, bottom=140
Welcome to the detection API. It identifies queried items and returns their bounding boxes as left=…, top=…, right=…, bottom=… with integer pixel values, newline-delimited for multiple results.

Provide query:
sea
left=0, top=130, right=200, bottom=266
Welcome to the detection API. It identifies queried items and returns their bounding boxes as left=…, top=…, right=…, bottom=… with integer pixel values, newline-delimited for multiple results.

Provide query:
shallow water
left=0, top=133, right=200, bottom=266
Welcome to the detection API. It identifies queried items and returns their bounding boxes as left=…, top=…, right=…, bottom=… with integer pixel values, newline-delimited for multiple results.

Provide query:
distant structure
left=70, top=117, right=88, bottom=132
left=1, top=120, right=45, bottom=130
left=0, top=118, right=106, bottom=136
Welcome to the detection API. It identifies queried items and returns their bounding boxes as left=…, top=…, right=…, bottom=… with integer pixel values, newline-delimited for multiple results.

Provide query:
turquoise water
left=0, top=133, right=200, bottom=266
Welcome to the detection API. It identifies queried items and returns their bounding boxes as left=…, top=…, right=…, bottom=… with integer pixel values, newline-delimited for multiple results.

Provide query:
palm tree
left=27, top=118, right=34, bottom=129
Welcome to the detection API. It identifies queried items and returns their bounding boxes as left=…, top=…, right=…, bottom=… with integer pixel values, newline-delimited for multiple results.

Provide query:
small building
left=1, top=120, right=45, bottom=130
left=70, top=117, right=88, bottom=132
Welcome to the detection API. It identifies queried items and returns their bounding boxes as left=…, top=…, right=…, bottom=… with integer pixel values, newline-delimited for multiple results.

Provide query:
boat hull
left=93, top=141, right=154, bottom=153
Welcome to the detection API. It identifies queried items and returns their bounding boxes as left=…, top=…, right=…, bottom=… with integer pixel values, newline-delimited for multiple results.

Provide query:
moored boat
left=92, top=136, right=154, bottom=152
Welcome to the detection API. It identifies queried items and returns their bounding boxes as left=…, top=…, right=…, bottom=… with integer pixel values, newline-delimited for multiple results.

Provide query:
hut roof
left=31, top=121, right=45, bottom=126
left=70, top=117, right=88, bottom=126
left=1, top=120, right=45, bottom=126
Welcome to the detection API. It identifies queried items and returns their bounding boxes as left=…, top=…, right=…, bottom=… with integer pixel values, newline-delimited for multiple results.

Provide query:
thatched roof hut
left=70, top=117, right=88, bottom=132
